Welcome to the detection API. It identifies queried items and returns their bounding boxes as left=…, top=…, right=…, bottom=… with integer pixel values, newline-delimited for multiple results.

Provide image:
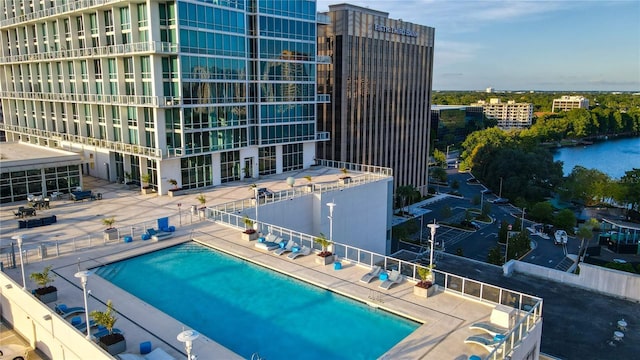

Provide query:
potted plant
left=196, top=194, right=207, bottom=218
left=338, top=168, right=351, bottom=185
left=90, top=300, right=126, bottom=355
left=313, top=233, right=334, bottom=265
left=303, top=175, right=314, bottom=192
left=167, top=178, right=181, bottom=197
left=413, top=265, right=436, bottom=298
left=141, top=173, right=153, bottom=195
left=29, top=265, right=57, bottom=303
left=102, top=217, right=118, bottom=241
left=241, top=215, right=258, bottom=241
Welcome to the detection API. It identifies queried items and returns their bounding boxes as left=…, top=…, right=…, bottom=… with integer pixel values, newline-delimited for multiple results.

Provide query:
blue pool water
left=95, top=242, right=419, bottom=359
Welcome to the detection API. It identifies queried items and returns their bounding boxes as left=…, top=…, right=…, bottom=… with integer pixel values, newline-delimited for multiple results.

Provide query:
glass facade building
left=430, top=105, right=485, bottom=150
left=316, top=4, right=435, bottom=193
left=0, top=0, right=328, bottom=194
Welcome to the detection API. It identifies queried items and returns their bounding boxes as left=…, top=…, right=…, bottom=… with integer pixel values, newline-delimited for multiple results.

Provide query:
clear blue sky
left=317, top=1, right=640, bottom=92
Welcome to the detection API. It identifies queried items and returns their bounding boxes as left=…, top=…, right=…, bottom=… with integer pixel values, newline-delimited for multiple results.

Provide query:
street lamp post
left=74, top=270, right=92, bottom=339
left=177, top=329, right=200, bottom=360
left=521, top=208, right=526, bottom=231
left=12, top=235, right=26, bottom=289
left=427, top=221, right=439, bottom=270
left=252, top=187, right=259, bottom=234
left=178, top=203, right=182, bottom=226
left=499, top=177, right=503, bottom=198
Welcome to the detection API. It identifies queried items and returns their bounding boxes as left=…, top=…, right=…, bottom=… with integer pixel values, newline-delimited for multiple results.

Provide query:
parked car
left=470, top=221, right=481, bottom=230
left=481, top=189, right=492, bottom=195
left=491, top=198, right=509, bottom=204
left=0, top=344, right=28, bottom=360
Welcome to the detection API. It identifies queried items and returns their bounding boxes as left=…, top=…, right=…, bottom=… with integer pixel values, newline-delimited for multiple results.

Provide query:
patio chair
left=379, top=269, right=403, bottom=290
left=359, top=266, right=382, bottom=283
left=273, top=240, right=296, bottom=255
left=469, top=322, right=507, bottom=337
left=287, top=245, right=311, bottom=260
left=464, top=334, right=503, bottom=353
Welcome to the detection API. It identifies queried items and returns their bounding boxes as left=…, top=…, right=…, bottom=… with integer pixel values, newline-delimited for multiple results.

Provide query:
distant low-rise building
left=552, top=96, right=590, bottom=112
left=471, top=98, right=533, bottom=130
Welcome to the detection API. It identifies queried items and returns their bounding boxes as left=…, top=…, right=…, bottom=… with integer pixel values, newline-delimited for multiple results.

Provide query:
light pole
left=74, top=270, right=92, bottom=339
left=177, top=329, right=200, bottom=360
left=480, top=192, right=484, bottom=212
left=446, top=144, right=453, bottom=167
left=12, top=235, right=26, bottom=289
left=521, top=208, right=526, bottom=231
left=327, top=202, right=336, bottom=243
left=427, top=221, right=439, bottom=270
left=499, top=177, right=503, bottom=198
left=252, top=186, right=259, bottom=234
left=177, top=203, right=182, bottom=226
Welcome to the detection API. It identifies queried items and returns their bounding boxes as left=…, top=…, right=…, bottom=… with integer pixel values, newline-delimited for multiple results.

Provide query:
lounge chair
left=55, top=304, right=85, bottom=319
left=92, top=327, right=123, bottom=339
left=147, top=228, right=173, bottom=241
left=255, top=234, right=283, bottom=251
left=359, top=266, right=382, bottom=283
left=273, top=240, right=296, bottom=255
left=464, top=334, right=503, bottom=353
left=74, top=319, right=98, bottom=332
left=469, top=322, right=507, bottom=337
left=379, top=269, right=403, bottom=290
left=287, top=245, right=311, bottom=260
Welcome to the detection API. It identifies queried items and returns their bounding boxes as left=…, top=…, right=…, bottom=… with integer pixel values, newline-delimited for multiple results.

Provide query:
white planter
left=413, top=284, right=437, bottom=298
left=104, top=228, right=118, bottom=241
left=241, top=231, right=259, bottom=241
left=315, top=254, right=334, bottom=265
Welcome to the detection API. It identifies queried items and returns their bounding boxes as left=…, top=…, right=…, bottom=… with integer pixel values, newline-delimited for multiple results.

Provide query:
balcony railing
left=316, top=13, right=331, bottom=25
left=0, top=90, right=159, bottom=107
left=0, top=123, right=163, bottom=159
left=315, top=131, right=330, bottom=141
left=1, top=0, right=128, bottom=27
left=0, top=41, right=177, bottom=64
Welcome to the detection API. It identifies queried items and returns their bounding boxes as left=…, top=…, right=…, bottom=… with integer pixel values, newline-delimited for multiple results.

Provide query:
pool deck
left=1, top=172, right=502, bottom=359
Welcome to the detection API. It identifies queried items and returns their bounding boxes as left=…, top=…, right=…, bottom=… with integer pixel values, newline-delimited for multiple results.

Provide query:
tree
left=196, top=194, right=207, bottom=207
left=575, top=218, right=599, bottom=265
left=487, top=245, right=503, bottom=265
left=433, top=149, right=447, bottom=167
left=529, top=201, right=553, bottom=224
left=396, top=185, right=419, bottom=213
left=30, top=265, right=56, bottom=289
left=314, top=233, right=333, bottom=256
left=102, top=217, right=116, bottom=229
left=554, top=209, right=576, bottom=231
left=90, top=300, right=118, bottom=336
left=430, top=167, right=447, bottom=183
left=168, top=179, right=178, bottom=189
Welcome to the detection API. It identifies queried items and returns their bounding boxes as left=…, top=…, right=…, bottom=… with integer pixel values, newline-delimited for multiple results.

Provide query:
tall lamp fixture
left=427, top=221, right=440, bottom=270
left=326, top=202, right=336, bottom=243
left=12, top=235, right=26, bottom=289
left=177, top=329, right=200, bottom=360
left=74, top=270, right=92, bottom=339
left=252, top=186, right=259, bottom=233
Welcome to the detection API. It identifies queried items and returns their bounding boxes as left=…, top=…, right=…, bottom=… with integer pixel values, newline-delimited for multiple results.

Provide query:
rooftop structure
left=316, top=3, right=435, bottom=194
left=0, top=0, right=329, bottom=196
left=552, top=95, right=590, bottom=112
left=471, top=98, right=533, bottom=130
left=0, top=168, right=542, bottom=360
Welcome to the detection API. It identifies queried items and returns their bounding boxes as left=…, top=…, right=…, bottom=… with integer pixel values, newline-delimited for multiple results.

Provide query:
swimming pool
left=95, top=242, right=419, bottom=359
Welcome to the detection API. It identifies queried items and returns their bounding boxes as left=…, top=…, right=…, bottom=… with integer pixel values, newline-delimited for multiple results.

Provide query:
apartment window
left=140, top=56, right=150, bottom=79
left=111, top=106, right=120, bottom=125
left=219, top=151, right=240, bottom=183
left=123, top=57, right=134, bottom=79
left=107, top=59, right=117, bottom=79
left=258, top=146, right=276, bottom=175
left=180, top=155, right=213, bottom=189
left=119, top=7, right=131, bottom=30
left=76, top=16, right=84, bottom=37
left=94, top=59, right=102, bottom=79
left=97, top=105, right=105, bottom=123
left=127, top=107, right=137, bottom=126
left=104, top=10, right=114, bottom=32
left=137, top=3, right=148, bottom=27
left=282, top=143, right=303, bottom=172
left=89, top=13, right=98, bottom=35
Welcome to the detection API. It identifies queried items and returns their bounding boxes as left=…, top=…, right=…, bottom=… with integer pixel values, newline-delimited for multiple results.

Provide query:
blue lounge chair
left=379, top=269, right=403, bottom=290
left=287, top=245, right=311, bottom=260
left=469, top=322, right=507, bottom=337
left=55, top=304, right=86, bottom=318
left=75, top=319, right=98, bottom=332
left=359, top=266, right=382, bottom=283
left=93, top=327, right=123, bottom=339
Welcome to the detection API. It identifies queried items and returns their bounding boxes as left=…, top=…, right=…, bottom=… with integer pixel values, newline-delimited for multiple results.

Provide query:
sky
left=316, top=0, right=640, bottom=92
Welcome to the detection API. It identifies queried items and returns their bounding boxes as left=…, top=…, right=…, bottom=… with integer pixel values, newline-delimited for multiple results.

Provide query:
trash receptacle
left=39, top=244, right=47, bottom=259
left=97, top=192, right=103, bottom=200
left=191, top=204, right=197, bottom=215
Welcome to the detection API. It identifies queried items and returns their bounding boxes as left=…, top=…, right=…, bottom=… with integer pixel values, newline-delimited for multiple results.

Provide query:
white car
left=0, top=344, right=28, bottom=360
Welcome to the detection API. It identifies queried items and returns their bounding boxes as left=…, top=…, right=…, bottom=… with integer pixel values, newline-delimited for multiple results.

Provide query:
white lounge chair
left=287, top=245, right=311, bottom=260
left=469, top=322, right=507, bottom=337
left=273, top=240, right=296, bottom=255
left=359, top=266, right=382, bottom=283
left=464, top=334, right=502, bottom=353
left=379, top=269, right=403, bottom=290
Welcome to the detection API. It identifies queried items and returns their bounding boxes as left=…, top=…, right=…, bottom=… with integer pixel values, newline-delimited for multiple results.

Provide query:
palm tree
left=314, top=233, right=332, bottom=256
left=575, top=218, right=599, bottom=269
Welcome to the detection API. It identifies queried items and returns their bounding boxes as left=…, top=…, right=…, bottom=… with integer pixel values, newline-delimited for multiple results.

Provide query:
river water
left=553, top=137, right=640, bottom=179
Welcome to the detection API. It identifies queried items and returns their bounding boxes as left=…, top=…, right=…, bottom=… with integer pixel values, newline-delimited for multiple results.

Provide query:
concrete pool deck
left=1, top=172, right=514, bottom=359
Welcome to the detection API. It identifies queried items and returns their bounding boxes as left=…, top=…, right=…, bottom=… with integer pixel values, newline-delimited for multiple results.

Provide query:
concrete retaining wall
left=511, top=260, right=640, bottom=301
left=0, top=273, right=113, bottom=360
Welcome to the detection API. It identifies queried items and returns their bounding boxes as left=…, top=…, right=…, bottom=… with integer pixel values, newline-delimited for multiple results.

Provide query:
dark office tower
left=317, top=4, right=435, bottom=193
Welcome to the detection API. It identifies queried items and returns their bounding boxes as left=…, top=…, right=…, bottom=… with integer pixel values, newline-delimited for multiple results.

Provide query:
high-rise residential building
left=471, top=98, right=533, bottom=130
left=0, top=0, right=328, bottom=195
left=316, top=4, right=435, bottom=194
left=552, top=95, right=590, bottom=112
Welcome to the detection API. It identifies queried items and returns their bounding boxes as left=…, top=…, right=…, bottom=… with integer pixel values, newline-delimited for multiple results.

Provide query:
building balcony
left=0, top=91, right=159, bottom=107
left=316, top=94, right=330, bottom=103
left=316, top=13, right=331, bottom=25
left=315, top=131, right=330, bottom=141
left=0, top=122, right=163, bottom=159
left=0, top=0, right=127, bottom=27
left=316, top=55, right=331, bottom=64
left=0, top=41, right=177, bottom=64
